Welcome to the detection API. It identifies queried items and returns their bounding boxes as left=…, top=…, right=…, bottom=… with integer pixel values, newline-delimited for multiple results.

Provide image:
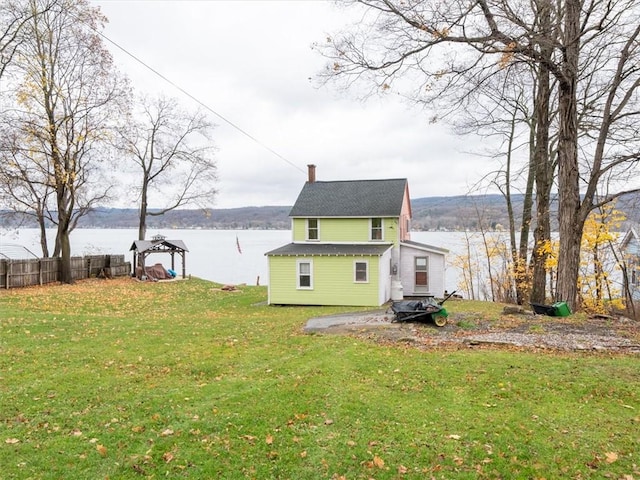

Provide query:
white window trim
left=354, top=260, right=369, bottom=283
left=296, top=259, right=313, bottom=290
left=370, top=218, right=384, bottom=241
left=306, top=218, right=319, bottom=241
left=415, top=256, right=429, bottom=288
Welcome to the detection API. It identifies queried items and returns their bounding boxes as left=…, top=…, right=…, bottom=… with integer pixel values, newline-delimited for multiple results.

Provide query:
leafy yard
left=1, top=278, right=638, bottom=479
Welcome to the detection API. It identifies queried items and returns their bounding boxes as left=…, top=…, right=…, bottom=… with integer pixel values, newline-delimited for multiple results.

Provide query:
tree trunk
left=515, top=120, right=536, bottom=305
left=555, top=0, right=581, bottom=310
left=530, top=60, right=552, bottom=304
left=138, top=178, right=148, bottom=241
left=504, top=104, right=528, bottom=304
left=38, top=215, right=49, bottom=258
left=58, top=226, right=72, bottom=284
left=56, top=202, right=73, bottom=283
left=138, top=209, right=147, bottom=241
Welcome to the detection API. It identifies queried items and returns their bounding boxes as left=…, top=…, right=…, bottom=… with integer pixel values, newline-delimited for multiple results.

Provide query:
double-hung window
left=371, top=218, right=383, bottom=241
left=307, top=218, right=319, bottom=241
left=297, top=260, right=313, bottom=289
left=415, top=257, right=429, bottom=288
left=354, top=261, right=369, bottom=283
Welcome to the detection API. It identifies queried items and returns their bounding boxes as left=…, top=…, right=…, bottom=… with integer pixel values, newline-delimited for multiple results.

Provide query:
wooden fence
left=0, top=254, right=131, bottom=289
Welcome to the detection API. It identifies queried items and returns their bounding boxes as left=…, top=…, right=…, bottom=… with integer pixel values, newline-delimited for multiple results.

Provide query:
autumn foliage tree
left=0, top=0, right=129, bottom=281
left=579, top=204, right=626, bottom=314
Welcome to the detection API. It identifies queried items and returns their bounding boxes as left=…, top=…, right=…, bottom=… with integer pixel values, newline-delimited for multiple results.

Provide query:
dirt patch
left=306, top=310, right=640, bottom=353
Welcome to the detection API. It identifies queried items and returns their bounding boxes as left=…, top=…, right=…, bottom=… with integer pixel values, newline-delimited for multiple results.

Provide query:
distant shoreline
left=2, top=192, right=640, bottom=231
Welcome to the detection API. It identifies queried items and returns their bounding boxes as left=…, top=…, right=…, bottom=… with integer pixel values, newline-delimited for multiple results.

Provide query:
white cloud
left=94, top=0, right=493, bottom=208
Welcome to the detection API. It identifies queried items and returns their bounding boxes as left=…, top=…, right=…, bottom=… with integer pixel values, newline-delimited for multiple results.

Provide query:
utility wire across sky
left=94, top=27, right=307, bottom=176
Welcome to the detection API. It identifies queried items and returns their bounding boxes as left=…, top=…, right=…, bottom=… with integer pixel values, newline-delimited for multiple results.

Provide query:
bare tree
left=318, top=0, right=640, bottom=309
left=0, top=126, right=54, bottom=256
left=0, top=0, right=45, bottom=81
left=116, top=95, right=217, bottom=241
left=455, top=63, right=540, bottom=305
left=2, top=0, right=129, bottom=282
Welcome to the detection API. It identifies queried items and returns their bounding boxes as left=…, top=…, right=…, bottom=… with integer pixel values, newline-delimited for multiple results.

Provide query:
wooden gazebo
left=129, top=234, right=189, bottom=279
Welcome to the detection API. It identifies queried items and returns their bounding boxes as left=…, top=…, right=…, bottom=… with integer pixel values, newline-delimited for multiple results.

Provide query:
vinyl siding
left=399, top=245, right=446, bottom=297
left=268, top=255, right=382, bottom=306
left=291, top=217, right=399, bottom=244
left=292, top=219, right=307, bottom=242
left=622, top=235, right=640, bottom=300
left=626, top=236, right=640, bottom=255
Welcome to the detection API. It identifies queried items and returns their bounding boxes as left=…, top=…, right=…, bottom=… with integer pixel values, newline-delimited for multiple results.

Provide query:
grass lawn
left=1, top=277, right=638, bottom=479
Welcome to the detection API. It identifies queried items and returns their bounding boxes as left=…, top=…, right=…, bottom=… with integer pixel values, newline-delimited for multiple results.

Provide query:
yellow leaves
left=96, top=444, right=107, bottom=457
left=5, top=438, right=21, bottom=445
left=580, top=202, right=626, bottom=314
left=499, top=41, right=518, bottom=68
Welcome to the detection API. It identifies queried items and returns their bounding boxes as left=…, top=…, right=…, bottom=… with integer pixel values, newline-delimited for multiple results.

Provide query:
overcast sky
left=93, top=0, right=496, bottom=209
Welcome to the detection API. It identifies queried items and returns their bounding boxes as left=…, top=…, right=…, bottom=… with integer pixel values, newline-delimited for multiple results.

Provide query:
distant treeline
left=3, top=193, right=640, bottom=231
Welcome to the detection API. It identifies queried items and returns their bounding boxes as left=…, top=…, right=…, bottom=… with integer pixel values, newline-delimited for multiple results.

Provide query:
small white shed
left=399, top=240, right=448, bottom=297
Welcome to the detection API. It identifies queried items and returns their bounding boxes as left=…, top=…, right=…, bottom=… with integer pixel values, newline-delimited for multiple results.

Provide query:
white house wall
left=379, top=248, right=392, bottom=304
left=622, top=231, right=640, bottom=301
left=399, top=245, right=446, bottom=297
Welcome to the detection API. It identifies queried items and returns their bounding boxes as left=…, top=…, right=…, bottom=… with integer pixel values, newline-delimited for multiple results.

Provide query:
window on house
left=415, top=257, right=428, bottom=288
left=297, top=260, right=313, bottom=289
left=371, top=218, right=383, bottom=241
left=307, top=218, right=319, bottom=241
left=354, top=261, right=368, bottom=283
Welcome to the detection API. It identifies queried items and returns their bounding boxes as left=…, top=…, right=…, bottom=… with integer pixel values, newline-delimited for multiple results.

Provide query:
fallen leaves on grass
left=604, top=451, right=618, bottom=463
left=96, top=444, right=108, bottom=457
left=363, top=454, right=386, bottom=469
left=162, top=452, right=174, bottom=463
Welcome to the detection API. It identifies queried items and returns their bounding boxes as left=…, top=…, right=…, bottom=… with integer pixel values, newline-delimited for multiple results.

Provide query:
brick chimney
left=307, top=164, right=316, bottom=183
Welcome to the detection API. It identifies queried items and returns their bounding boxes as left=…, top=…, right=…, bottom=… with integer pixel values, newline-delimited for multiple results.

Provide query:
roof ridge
left=310, top=178, right=407, bottom=183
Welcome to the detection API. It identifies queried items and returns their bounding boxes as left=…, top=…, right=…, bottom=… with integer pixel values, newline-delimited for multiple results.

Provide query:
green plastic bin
left=552, top=301, right=571, bottom=317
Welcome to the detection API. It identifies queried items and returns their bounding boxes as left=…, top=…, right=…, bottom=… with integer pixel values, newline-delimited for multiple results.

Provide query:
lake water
left=0, top=228, right=491, bottom=292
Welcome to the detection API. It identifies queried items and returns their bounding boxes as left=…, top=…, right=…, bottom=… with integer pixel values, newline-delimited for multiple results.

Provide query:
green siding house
left=266, top=165, right=448, bottom=306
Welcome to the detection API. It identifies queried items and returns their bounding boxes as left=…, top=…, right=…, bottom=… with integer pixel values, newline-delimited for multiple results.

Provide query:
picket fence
left=0, top=254, right=131, bottom=289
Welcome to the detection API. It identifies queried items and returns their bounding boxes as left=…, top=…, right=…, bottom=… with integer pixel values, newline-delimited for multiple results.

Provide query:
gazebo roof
left=129, top=237, right=189, bottom=254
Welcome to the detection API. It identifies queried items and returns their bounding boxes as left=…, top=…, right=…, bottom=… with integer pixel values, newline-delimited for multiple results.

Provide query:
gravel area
left=304, top=309, right=640, bottom=353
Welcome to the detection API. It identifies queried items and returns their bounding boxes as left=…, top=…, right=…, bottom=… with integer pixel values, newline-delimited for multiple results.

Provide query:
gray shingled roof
left=265, top=243, right=392, bottom=256
left=289, top=179, right=408, bottom=217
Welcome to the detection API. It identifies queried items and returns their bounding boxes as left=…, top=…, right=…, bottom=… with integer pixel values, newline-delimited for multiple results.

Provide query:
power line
left=95, top=28, right=306, bottom=175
